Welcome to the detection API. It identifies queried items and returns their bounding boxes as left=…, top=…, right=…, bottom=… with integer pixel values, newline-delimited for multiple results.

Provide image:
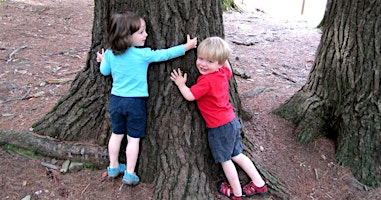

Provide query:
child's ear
left=219, top=60, right=227, bottom=65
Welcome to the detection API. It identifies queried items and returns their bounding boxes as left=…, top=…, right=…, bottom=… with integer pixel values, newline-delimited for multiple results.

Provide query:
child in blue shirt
left=96, top=11, right=197, bottom=185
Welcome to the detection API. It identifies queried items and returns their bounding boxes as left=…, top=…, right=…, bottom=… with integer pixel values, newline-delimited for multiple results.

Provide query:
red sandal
left=231, top=195, right=242, bottom=200
left=217, top=180, right=233, bottom=198
left=242, top=181, right=268, bottom=197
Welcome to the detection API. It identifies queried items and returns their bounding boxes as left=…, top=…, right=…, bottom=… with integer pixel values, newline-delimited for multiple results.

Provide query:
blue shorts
left=109, top=95, right=147, bottom=138
left=208, top=118, right=243, bottom=163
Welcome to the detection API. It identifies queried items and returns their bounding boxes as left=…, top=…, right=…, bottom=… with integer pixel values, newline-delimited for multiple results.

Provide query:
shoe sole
left=107, top=164, right=126, bottom=178
left=108, top=171, right=123, bottom=178
left=108, top=174, right=119, bottom=178
left=243, top=191, right=268, bottom=197
left=122, top=179, right=139, bottom=186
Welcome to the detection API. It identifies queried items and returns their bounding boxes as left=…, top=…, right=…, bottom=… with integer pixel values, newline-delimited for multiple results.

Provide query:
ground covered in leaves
left=1, top=0, right=380, bottom=199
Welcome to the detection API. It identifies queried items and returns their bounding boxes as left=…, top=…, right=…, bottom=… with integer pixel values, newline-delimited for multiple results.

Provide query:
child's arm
left=184, top=34, right=198, bottom=52
left=170, top=68, right=195, bottom=101
left=97, top=48, right=111, bottom=75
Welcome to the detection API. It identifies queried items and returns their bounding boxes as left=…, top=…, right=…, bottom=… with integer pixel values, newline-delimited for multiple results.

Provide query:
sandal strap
left=243, top=181, right=268, bottom=196
left=217, top=180, right=233, bottom=197
left=243, top=182, right=256, bottom=196
left=231, top=195, right=242, bottom=200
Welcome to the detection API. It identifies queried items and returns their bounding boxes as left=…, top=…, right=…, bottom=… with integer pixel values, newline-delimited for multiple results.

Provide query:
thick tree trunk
left=27, top=0, right=290, bottom=199
left=140, top=1, right=223, bottom=199
left=31, top=0, right=113, bottom=145
left=273, top=0, right=381, bottom=187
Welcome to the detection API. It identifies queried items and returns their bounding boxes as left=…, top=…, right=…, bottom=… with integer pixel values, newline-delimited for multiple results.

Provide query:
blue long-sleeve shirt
left=100, top=45, right=185, bottom=97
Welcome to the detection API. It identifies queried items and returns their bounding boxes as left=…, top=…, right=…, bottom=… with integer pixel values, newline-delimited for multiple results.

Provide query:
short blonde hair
left=197, top=36, right=232, bottom=64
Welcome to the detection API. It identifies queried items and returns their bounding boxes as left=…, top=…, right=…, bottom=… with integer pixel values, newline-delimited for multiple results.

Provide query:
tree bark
left=26, top=0, right=290, bottom=198
left=273, top=0, right=381, bottom=187
left=0, top=129, right=108, bottom=167
left=31, top=0, right=113, bottom=145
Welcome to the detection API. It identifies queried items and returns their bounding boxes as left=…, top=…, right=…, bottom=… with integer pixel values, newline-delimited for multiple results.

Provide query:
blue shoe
left=122, top=171, right=140, bottom=185
left=107, top=164, right=126, bottom=178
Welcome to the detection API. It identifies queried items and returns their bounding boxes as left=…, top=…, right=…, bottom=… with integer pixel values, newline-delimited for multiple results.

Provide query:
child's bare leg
left=232, top=153, right=265, bottom=187
left=108, top=133, right=124, bottom=168
left=126, top=135, right=140, bottom=174
left=221, top=160, right=242, bottom=197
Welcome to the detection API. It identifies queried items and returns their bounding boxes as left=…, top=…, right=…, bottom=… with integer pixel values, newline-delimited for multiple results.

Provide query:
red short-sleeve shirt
left=190, top=66, right=235, bottom=128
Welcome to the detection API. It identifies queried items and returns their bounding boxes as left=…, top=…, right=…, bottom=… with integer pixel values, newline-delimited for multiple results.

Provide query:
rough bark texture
left=0, top=130, right=108, bottom=167
left=27, top=0, right=290, bottom=199
left=140, top=1, right=224, bottom=199
left=273, top=0, right=381, bottom=187
left=31, top=0, right=113, bottom=145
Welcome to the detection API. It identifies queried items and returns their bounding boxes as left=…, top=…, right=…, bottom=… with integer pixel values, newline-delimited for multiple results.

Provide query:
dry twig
left=272, top=70, right=297, bottom=83
left=7, top=46, right=27, bottom=63
left=81, top=183, right=91, bottom=196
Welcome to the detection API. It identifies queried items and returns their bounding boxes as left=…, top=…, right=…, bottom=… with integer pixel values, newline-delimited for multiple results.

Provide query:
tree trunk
left=27, top=0, right=290, bottom=198
left=31, top=0, right=114, bottom=145
left=273, top=0, right=381, bottom=187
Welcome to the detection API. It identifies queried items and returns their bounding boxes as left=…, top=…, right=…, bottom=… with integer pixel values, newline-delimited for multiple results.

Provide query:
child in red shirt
left=170, top=36, right=267, bottom=200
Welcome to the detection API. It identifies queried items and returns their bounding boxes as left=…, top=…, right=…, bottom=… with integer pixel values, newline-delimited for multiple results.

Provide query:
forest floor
left=0, top=0, right=380, bottom=199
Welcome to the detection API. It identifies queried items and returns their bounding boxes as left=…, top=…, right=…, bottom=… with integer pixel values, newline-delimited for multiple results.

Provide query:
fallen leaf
left=2, top=113, right=14, bottom=117
left=46, top=78, right=73, bottom=84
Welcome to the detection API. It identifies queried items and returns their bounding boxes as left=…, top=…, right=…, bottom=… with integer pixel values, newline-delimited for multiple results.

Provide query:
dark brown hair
left=107, top=11, right=142, bottom=55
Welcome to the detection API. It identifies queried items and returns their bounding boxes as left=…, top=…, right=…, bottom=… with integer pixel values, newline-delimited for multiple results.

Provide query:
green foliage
left=2, top=144, right=98, bottom=170
left=2, top=144, right=41, bottom=159
left=84, top=163, right=97, bottom=170
left=222, top=0, right=242, bottom=12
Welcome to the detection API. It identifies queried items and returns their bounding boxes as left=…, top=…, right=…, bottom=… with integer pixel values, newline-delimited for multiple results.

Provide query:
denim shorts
left=109, top=95, right=147, bottom=138
left=208, top=118, right=243, bottom=163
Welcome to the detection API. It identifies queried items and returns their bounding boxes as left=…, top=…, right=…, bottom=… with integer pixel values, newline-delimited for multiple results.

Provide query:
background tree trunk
left=273, top=0, right=381, bottom=187
left=28, top=0, right=289, bottom=198
left=31, top=0, right=114, bottom=145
